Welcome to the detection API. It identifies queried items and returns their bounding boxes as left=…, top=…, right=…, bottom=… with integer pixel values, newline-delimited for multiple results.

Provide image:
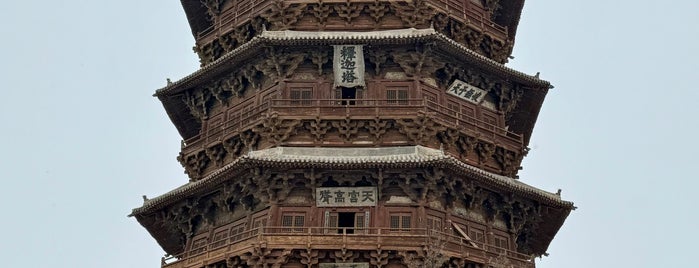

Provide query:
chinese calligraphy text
left=333, top=45, right=365, bottom=88
left=446, top=79, right=488, bottom=104
left=316, top=187, right=377, bottom=207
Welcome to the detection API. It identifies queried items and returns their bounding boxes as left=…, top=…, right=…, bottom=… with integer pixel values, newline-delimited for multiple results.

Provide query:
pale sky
left=1, top=1, right=697, bottom=267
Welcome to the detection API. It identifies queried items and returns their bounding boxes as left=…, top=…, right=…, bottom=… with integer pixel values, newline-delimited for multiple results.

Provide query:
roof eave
left=130, top=146, right=573, bottom=256
left=131, top=146, right=573, bottom=216
left=530, top=205, right=573, bottom=256
left=134, top=213, right=185, bottom=255
left=154, top=29, right=550, bottom=98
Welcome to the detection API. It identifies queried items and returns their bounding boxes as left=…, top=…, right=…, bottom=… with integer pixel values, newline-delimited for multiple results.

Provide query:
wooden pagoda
left=131, top=1, right=574, bottom=267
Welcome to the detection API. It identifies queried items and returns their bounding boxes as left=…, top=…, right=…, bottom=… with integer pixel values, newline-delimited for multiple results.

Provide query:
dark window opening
left=326, top=211, right=369, bottom=234
left=341, top=87, right=356, bottom=105
left=338, top=212, right=355, bottom=234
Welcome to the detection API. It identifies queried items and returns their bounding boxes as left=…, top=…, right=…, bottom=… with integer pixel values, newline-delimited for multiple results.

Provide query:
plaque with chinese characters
left=319, top=263, right=370, bottom=268
left=316, top=187, right=377, bottom=207
left=333, top=45, right=365, bottom=88
left=446, top=79, right=487, bottom=104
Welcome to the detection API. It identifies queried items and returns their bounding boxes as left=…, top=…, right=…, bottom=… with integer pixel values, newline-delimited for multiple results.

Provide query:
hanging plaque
left=316, top=187, right=377, bottom=207
left=446, top=79, right=487, bottom=104
left=333, top=45, right=365, bottom=88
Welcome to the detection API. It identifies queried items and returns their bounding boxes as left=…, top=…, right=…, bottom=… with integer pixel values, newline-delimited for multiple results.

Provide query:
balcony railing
left=429, top=0, right=508, bottom=40
left=182, top=98, right=522, bottom=154
left=162, top=227, right=533, bottom=268
left=196, top=0, right=508, bottom=45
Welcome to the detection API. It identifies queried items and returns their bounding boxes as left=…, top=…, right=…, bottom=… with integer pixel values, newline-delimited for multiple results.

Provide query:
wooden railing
left=196, top=0, right=508, bottom=45
left=429, top=0, right=508, bottom=40
left=197, top=0, right=273, bottom=42
left=181, top=98, right=522, bottom=154
left=182, top=98, right=522, bottom=154
left=162, top=227, right=533, bottom=268
left=422, top=99, right=522, bottom=147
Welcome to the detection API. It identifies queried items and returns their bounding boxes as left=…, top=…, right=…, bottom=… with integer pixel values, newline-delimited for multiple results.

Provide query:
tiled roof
left=154, top=28, right=551, bottom=97
left=248, top=146, right=446, bottom=164
left=130, top=146, right=573, bottom=216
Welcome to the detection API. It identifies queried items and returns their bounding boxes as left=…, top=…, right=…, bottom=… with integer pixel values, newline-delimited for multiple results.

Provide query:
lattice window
left=282, top=215, right=293, bottom=226
left=282, top=213, right=305, bottom=232
left=294, top=215, right=305, bottom=227
left=427, top=215, right=443, bottom=233
left=493, top=235, right=509, bottom=253
left=423, top=91, right=438, bottom=107
left=324, top=211, right=339, bottom=234
left=290, top=88, right=313, bottom=106
left=482, top=112, right=498, bottom=130
left=447, top=101, right=459, bottom=116
left=189, top=237, right=208, bottom=255
left=230, top=223, right=247, bottom=242
left=352, top=213, right=364, bottom=234
left=389, top=213, right=412, bottom=232
left=402, top=216, right=411, bottom=229
left=252, top=216, right=267, bottom=235
left=469, top=227, right=486, bottom=243
left=355, top=214, right=365, bottom=228
left=386, top=87, right=409, bottom=105
left=210, top=229, right=229, bottom=248
left=461, top=104, right=476, bottom=123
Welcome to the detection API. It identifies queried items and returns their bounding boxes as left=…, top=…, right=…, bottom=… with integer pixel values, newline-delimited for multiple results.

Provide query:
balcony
left=196, top=0, right=508, bottom=46
left=181, top=99, right=523, bottom=155
left=162, top=227, right=533, bottom=268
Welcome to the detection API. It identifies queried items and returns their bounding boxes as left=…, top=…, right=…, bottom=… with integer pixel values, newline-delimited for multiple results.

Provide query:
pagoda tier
left=156, top=29, right=548, bottom=182
left=132, top=146, right=573, bottom=268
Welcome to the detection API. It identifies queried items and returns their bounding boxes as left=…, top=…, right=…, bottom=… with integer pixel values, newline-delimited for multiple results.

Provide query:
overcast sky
left=1, top=1, right=697, bottom=267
